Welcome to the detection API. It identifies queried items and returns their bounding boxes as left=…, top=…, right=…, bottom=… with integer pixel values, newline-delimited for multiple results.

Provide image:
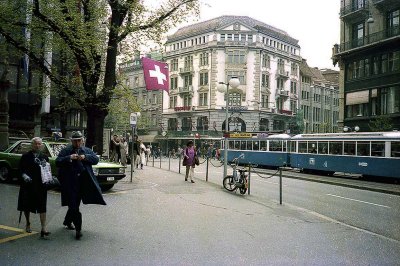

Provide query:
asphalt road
left=0, top=160, right=399, bottom=265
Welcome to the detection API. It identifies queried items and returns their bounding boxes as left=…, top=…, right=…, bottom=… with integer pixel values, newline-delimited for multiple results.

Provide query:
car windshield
left=49, top=143, right=68, bottom=157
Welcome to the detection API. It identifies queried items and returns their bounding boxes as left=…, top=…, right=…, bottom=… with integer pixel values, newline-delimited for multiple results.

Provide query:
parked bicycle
left=223, top=153, right=248, bottom=195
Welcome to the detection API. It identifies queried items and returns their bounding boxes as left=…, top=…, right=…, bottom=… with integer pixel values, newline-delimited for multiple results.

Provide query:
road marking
left=281, top=202, right=399, bottom=244
left=0, top=225, right=38, bottom=244
left=326, top=194, right=391, bottom=208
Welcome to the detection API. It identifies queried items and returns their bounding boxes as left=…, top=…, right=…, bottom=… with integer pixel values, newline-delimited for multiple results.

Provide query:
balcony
left=179, top=67, right=193, bottom=74
left=340, top=1, right=369, bottom=21
left=372, top=0, right=400, bottom=10
left=277, top=89, right=289, bottom=97
left=277, top=109, right=293, bottom=115
left=335, top=26, right=400, bottom=54
left=178, top=86, right=193, bottom=94
left=276, top=70, right=289, bottom=79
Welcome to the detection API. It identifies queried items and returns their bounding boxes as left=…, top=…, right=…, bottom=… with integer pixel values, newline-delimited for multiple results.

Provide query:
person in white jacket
left=138, top=140, right=146, bottom=169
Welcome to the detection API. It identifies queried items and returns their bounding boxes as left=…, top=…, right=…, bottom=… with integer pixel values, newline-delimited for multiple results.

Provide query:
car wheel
left=100, top=184, right=114, bottom=192
left=0, top=165, right=10, bottom=182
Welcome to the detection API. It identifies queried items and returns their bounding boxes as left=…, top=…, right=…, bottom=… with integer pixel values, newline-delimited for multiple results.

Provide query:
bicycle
left=222, top=153, right=248, bottom=195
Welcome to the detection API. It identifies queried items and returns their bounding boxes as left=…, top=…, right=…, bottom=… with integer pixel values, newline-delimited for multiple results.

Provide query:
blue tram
left=224, top=132, right=400, bottom=179
left=290, top=132, right=400, bottom=179
left=225, top=134, right=291, bottom=168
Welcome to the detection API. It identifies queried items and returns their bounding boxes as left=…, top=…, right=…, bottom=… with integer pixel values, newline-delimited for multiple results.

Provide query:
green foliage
left=0, top=0, right=200, bottom=150
left=369, top=116, right=393, bottom=132
left=288, top=109, right=305, bottom=134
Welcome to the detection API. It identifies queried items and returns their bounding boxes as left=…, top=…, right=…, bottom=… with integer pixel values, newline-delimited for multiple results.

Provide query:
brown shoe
left=185, top=178, right=187, bottom=181
left=191, top=180, right=195, bottom=183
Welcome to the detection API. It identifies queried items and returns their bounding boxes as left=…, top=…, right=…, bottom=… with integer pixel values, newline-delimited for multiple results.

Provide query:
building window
left=387, top=9, right=399, bottom=38
left=291, top=63, right=298, bottom=76
left=277, top=58, right=285, bottom=73
left=199, top=92, right=208, bottom=106
left=183, top=95, right=192, bottom=106
left=183, top=74, right=192, bottom=87
left=199, top=52, right=209, bottom=66
left=352, top=22, right=364, bottom=48
left=197, top=116, right=209, bottom=130
left=151, top=114, right=157, bottom=127
left=227, top=70, right=246, bottom=85
left=262, top=54, right=270, bottom=68
left=181, top=117, right=192, bottom=131
left=261, top=94, right=269, bottom=108
left=170, top=77, right=178, bottom=90
left=290, top=81, right=297, bottom=94
left=261, top=73, right=269, bottom=87
left=220, top=34, right=225, bottom=41
left=170, top=59, right=178, bottom=71
left=152, top=94, right=157, bottom=105
left=290, top=99, right=297, bottom=112
left=276, top=78, right=284, bottom=90
left=184, top=56, right=193, bottom=71
left=168, top=118, right=178, bottom=131
left=227, top=50, right=246, bottom=64
left=67, top=110, right=84, bottom=127
left=169, top=96, right=177, bottom=108
left=199, top=72, right=208, bottom=86
left=380, top=86, right=400, bottom=114
left=143, top=95, right=147, bottom=105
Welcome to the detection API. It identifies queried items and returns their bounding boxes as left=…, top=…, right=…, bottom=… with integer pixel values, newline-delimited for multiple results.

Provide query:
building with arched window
left=162, top=15, right=302, bottom=144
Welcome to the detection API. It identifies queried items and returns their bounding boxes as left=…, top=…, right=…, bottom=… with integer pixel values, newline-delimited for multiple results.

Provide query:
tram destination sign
left=228, top=133, right=252, bottom=138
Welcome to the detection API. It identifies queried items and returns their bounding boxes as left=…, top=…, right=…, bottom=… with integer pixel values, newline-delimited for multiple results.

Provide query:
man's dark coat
left=56, top=145, right=106, bottom=208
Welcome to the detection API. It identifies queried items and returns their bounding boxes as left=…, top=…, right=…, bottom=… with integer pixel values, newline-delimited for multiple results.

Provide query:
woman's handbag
left=182, top=157, right=188, bottom=166
left=194, top=156, right=200, bottom=166
left=38, top=161, right=60, bottom=189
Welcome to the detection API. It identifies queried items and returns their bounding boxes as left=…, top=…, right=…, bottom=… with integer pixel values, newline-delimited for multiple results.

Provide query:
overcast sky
left=170, top=0, right=340, bottom=70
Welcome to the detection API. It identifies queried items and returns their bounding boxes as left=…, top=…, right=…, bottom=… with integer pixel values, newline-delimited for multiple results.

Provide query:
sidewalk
left=106, top=164, right=400, bottom=265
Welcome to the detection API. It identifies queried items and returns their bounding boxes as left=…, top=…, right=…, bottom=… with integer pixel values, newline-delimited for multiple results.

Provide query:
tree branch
left=118, top=0, right=196, bottom=42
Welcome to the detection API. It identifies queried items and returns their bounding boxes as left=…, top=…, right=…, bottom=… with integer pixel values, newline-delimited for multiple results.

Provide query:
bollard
left=247, top=165, right=251, bottom=195
left=206, top=157, right=209, bottom=182
left=178, top=156, right=181, bottom=174
left=159, top=154, right=162, bottom=168
left=168, top=154, right=171, bottom=170
left=279, top=167, right=282, bottom=205
left=152, top=154, right=155, bottom=167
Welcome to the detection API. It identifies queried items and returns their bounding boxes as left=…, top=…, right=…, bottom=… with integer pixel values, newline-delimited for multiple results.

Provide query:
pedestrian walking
left=120, top=137, right=128, bottom=166
left=55, top=131, right=106, bottom=240
left=138, top=140, right=146, bottom=169
left=182, top=140, right=196, bottom=183
left=17, top=137, right=51, bottom=238
left=132, top=135, right=140, bottom=169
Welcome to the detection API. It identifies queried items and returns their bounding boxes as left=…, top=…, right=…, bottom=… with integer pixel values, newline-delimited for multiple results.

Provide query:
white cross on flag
left=142, top=57, right=169, bottom=93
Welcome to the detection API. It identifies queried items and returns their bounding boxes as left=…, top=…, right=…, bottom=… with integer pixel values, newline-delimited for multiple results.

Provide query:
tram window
left=371, top=142, right=385, bottom=157
left=308, top=141, right=317, bottom=153
left=260, top=141, right=267, bottom=151
left=357, top=142, right=370, bottom=156
left=298, top=141, right=307, bottom=153
left=270, top=140, right=282, bottom=152
left=234, top=141, right=240, bottom=150
left=229, top=141, right=235, bottom=149
left=344, top=142, right=356, bottom=155
left=391, top=141, right=400, bottom=157
left=329, top=142, right=343, bottom=155
left=253, top=141, right=259, bottom=151
left=290, top=141, right=296, bottom=153
left=241, top=141, right=247, bottom=150
left=283, top=141, right=287, bottom=152
left=318, top=142, right=328, bottom=154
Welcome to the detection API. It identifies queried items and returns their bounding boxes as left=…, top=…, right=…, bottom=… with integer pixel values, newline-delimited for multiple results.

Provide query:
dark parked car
left=0, top=139, right=126, bottom=191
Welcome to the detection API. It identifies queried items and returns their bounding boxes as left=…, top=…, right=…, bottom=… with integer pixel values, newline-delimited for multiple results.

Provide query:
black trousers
left=64, top=207, right=82, bottom=231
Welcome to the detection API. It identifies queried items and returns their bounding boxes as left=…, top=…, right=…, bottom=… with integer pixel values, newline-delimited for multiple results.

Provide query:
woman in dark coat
left=56, top=131, right=106, bottom=240
left=18, top=137, right=51, bottom=237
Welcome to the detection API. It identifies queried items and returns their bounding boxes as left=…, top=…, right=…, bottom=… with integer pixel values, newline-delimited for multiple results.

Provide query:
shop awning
left=138, top=134, right=157, bottom=143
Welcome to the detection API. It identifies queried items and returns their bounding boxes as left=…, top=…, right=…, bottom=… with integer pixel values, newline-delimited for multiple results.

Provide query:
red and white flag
left=142, top=57, right=169, bottom=93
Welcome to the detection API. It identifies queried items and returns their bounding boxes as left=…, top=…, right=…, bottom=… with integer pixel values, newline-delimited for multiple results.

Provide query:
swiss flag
left=142, top=57, right=169, bottom=93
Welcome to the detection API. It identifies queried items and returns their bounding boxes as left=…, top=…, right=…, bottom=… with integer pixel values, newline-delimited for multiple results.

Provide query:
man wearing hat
left=56, top=131, right=106, bottom=240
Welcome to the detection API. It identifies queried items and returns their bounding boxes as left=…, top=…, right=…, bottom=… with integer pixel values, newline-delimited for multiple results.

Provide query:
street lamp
left=217, top=77, right=240, bottom=179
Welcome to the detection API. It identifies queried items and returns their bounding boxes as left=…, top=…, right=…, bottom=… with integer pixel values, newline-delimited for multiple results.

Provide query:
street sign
left=228, top=133, right=252, bottom=138
left=130, top=113, right=137, bottom=125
